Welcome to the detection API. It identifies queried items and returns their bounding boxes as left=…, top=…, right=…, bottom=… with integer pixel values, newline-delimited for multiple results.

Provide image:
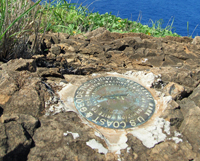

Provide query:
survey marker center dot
left=74, top=76, right=155, bottom=129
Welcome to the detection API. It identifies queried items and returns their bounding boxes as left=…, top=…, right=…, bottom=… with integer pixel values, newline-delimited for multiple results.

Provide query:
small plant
left=187, top=21, right=199, bottom=37
left=0, top=0, right=43, bottom=61
left=147, top=19, right=179, bottom=37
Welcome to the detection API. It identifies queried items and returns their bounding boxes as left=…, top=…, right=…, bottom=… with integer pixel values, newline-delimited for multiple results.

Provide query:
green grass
left=0, top=0, right=41, bottom=41
left=0, top=0, right=44, bottom=61
left=0, top=0, right=180, bottom=61
left=38, top=0, right=180, bottom=37
left=187, top=21, right=199, bottom=38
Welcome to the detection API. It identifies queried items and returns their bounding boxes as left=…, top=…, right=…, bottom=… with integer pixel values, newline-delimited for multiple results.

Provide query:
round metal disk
left=74, top=76, right=155, bottom=129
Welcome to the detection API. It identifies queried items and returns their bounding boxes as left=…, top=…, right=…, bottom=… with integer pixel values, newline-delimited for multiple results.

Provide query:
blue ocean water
left=37, top=0, right=200, bottom=37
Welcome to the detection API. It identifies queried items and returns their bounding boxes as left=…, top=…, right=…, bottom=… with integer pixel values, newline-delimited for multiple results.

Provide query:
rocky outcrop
left=1, top=28, right=200, bottom=160
left=0, top=59, right=51, bottom=117
left=27, top=112, right=107, bottom=161
left=179, top=84, right=200, bottom=154
left=0, top=114, right=40, bottom=161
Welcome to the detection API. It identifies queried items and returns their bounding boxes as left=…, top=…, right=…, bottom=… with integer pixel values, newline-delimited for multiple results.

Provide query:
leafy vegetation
left=0, top=0, right=180, bottom=61
left=39, top=0, right=180, bottom=37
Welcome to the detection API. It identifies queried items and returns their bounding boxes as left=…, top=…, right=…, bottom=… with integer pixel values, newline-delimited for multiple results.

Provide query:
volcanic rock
left=0, top=114, right=40, bottom=161
left=0, top=59, right=51, bottom=117
left=1, top=28, right=200, bottom=160
left=27, top=112, right=107, bottom=161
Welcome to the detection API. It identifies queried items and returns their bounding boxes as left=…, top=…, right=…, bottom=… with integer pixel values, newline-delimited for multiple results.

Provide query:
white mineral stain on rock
left=163, top=95, right=172, bottom=105
left=168, top=131, right=183, bottom=144
left=91, top=73, right=100, bottom=77
left=45, top=96, right=65, bottom=116
left=124, top=71, right=156, bottom=88
left=117, top=155, right=122, bottom=161
left=106, top=133, right=128, bottom=155
left=174, top=131, right=181, bottom=137
left=126, top=147, right=131, bottom=153
left=141, top=58, right=148, bottom=63
left=129, top=117, right=169, bottom=148
left=172, top=137, right=182, bottom=143
left=164, top=120, right=171, bottom=135
left=95, top=131, right=104, bottom=140
left=86, top=139, right=108, bottom=154
left=63, top=131, right=79, bottom=139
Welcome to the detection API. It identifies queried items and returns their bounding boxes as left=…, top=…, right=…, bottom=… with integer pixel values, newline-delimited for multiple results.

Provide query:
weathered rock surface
left=0, top=114, right=40, bottom=161
left=179, top=84, right=200, bottom=154
left=1, top=28, right=200, bottom=160
left=0, top=59, right=51, bottom=117
left=126, top=134, right=196, bottom=161
left=27, top=112, right=108, bottom=161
